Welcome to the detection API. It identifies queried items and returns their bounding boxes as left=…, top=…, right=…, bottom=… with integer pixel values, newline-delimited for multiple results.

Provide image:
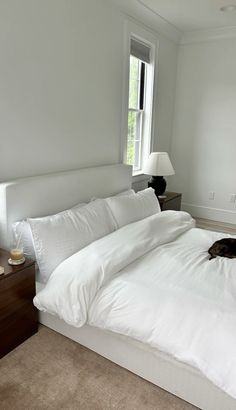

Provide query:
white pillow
left=12, top=202, right=87, bottom=261
left=28, top=200, right=117, bottom=283
left=105, top=187, right=161, bottom=228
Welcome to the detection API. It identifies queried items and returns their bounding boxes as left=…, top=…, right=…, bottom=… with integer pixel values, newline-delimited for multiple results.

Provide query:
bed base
left=39, top=311, right=236, bottom=410
left=1, top=164, right=235, bottom=410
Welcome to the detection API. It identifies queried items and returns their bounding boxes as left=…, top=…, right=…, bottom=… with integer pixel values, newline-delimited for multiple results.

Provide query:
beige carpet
left=0, top=326, right=198, bottom=410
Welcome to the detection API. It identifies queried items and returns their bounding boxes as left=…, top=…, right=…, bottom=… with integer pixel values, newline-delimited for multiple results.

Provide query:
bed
left=0, top=163, right=236, bottom=410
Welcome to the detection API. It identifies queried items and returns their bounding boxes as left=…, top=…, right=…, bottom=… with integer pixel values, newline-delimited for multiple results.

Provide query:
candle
left=10, top=248, right=24, bottom=261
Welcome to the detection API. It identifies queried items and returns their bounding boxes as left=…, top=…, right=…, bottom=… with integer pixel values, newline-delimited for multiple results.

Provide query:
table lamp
left=143, top=152, right=175, bottom=196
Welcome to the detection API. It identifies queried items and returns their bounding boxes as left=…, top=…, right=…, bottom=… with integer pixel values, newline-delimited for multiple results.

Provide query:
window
left=127, top=56, right=145, bottom=170
left=125, top=35, right=155, bottom=174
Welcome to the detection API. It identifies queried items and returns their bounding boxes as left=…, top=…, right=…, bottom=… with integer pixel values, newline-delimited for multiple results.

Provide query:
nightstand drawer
left=0, top=306, right=37, bottom=357
left=0, top=255, right=38, bottom=358
left=0, top=266, right=36, bottom=316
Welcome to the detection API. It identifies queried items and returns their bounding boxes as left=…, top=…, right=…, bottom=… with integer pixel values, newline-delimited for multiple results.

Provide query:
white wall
left=153, top=36, right=177, bottom=153
left=0, top=0, right=178, bottom=182
left=169, top=37, right=236, bottom=223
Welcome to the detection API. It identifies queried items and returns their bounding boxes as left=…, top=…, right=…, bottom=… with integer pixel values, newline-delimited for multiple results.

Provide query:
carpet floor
left=0, top=326, right=198, bottom=410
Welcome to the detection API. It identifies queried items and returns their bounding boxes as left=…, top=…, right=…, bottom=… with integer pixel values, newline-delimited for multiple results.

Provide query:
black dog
left=208, top=238, right=236, bottom=260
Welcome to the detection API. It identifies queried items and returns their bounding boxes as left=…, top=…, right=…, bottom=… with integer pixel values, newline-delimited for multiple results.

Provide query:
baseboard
left=182, top=203, right=236, bottom=225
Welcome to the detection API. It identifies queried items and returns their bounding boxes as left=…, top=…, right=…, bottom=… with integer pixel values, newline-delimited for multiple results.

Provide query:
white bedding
left=34, top=211, right=236, bottom=399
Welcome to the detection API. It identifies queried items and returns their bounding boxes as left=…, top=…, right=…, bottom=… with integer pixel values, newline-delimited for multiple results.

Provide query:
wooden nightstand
left=158, top=191, right=182, bottom=211
left=0, top=249, right=38, bottom=358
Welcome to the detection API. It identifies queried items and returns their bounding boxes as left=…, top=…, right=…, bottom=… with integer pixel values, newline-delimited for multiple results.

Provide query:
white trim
left=109, top=0, right=182, bottom=44
left=180, top=26, right=236, bottom=45
left=140, top=41, right=155, bottom=169
left=38, top=309, right=236, bottom=410
left=108, top=0, right=236, bottom=45
left=132, top=171, right=148, bottom=179
left=128, top=108, right=143, bottom=112
left=121, top=20, right=158, bottom=175
left=182, top=202, right=236, bottom=225
left=149, top=38, right=159, bottom=155
left=132, top=172, right=149, bottom=183
left=120, top=20, right=130, bottom=164
left=109, top=0, right=236, bottom=45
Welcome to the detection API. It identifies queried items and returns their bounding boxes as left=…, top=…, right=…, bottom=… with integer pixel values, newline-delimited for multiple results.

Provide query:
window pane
left=125, top=34, right=154, bottom=175
left=128, top=56, right=140, bottom=109
left=127, top=110, right=142, bottom=170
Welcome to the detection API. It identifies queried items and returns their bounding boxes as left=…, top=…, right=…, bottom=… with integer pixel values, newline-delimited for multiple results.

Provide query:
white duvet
left=34, top=211, right=236, bottom=399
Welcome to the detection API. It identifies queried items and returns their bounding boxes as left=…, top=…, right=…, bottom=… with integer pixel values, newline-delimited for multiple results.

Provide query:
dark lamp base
left=148, top=176, right=166, bottom=196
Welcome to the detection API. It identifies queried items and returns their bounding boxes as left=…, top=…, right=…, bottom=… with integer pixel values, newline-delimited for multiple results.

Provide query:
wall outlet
left=209, top=191, right=215, bottom=200
left=230, top=194, right=236, bottom=203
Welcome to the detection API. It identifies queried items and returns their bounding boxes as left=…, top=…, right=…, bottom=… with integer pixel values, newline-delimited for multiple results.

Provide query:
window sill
left=132, top=172, right=150, bottom=182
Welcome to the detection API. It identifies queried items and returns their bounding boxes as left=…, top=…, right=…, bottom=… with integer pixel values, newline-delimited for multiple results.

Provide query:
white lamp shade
left=143, top=152, right=175, bottom=176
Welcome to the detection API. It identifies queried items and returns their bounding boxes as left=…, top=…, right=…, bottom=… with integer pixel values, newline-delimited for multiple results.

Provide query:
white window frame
left=127, top=56, right=145, bottom=171
left=121, top=20, right=158, bottom=177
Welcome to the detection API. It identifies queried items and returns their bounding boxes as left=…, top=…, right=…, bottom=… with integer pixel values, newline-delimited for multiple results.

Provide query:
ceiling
left=137, top=0, right=236, bottom=32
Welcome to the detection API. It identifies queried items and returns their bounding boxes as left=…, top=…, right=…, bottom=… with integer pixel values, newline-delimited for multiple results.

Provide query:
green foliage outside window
left=127, top=56, right=141, bottom=168
left=127, top=111, right=135, bottom=165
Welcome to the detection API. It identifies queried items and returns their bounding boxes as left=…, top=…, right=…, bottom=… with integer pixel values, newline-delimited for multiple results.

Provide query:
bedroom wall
left=168, top=37, right=236, bottom=224
left=0, top=0, right=178, bottom=182
left=152, top=36, right=177, bottom=154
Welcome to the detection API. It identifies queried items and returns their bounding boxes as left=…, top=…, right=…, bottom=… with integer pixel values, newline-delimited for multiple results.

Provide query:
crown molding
left=107, top=0, right=236, bottom=46
left=109, top=0, right=182, bottom=44
left=180, top=26, right=236, bottom=45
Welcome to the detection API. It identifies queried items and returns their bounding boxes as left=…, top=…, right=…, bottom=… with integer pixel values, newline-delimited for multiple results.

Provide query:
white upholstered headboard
left=0, top=164, right=132, bottom=249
